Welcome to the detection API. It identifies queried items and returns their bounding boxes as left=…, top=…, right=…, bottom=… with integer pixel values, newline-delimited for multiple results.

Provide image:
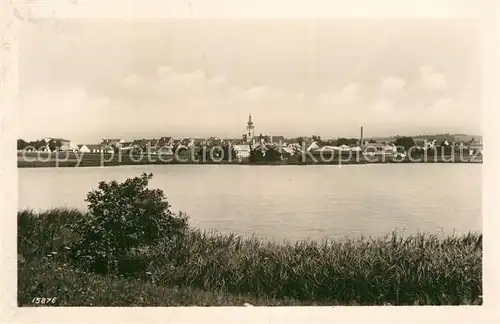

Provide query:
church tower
left=246, top=112, right=255, bottom=144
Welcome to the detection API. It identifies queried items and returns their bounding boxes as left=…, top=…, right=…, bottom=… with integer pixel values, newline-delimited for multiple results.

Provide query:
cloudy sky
left=19, top=19, right=481, bottom=142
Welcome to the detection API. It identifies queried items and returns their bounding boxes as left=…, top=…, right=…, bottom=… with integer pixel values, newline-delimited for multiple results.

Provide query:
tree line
left=17, top=139, right=62, bottom=152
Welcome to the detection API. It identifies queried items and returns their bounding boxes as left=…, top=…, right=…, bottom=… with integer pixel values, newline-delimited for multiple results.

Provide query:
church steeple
left=246, top=111, right=255, bottom=144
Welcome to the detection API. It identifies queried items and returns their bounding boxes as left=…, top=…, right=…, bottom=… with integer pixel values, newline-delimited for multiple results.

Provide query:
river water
left=18, top=164, right=482, bottom=241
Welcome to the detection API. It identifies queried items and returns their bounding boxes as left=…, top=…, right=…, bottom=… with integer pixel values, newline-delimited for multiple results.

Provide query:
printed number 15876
left=32, top=297, right=57, bottom=305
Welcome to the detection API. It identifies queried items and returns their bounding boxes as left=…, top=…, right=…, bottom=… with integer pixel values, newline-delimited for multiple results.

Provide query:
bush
left=70, top=173, right=188, bottom=274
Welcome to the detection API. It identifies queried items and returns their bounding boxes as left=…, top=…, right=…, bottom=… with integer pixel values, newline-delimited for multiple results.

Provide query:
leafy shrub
left=70, top=173, right=188, bottom=274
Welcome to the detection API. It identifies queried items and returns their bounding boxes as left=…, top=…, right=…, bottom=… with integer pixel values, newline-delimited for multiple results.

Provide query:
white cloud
left=20, top=87, right=112, bottom=141
left=431, top=97, right=454, bottom=118
left=295, top=92, right=305, bottom=101
left=381, top=76, right=406, bottom=92
left=420, top=66, right=448, bottom=90
left=19, top=20, right=480, bottom=138
left=342, top=82, right=360, bottom=96
left=433, top=97, right=453, bottom=109
left=240, top=85, right=273, bottom=100
left=176, top=70, right=207, bottom=86
left=123, top=74, right=144, bottom=87
left=155, top=67, right=208, bottom=88
left=108, top=66, right=297, bottom=134
left=19, top=63, right=474, bottom=141
left=320, top=82, right=360, bottom=106
left=209, top=76, right=227, bottom=85
left=154, top=67, right=282, bottom=102
left=157, top=65, right=174, bottom=77
left=373, top=100, right=395, bottom=113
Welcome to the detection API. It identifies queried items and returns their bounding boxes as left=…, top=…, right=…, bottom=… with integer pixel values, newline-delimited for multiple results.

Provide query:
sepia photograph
left=15, top=10, right=485, bottom=307
left=1, top=0, right=499, bottom=323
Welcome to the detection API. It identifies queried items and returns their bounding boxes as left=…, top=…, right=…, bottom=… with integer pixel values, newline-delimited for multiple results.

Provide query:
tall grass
left=18, top=208, right=482, bottom=306
left=18, top=208, right=84, bottom=259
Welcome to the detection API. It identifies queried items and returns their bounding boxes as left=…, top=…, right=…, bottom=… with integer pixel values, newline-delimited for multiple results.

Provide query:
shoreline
left=17, top=160, right=484, bottom=168
left=17, top=153, right=483, bottom=168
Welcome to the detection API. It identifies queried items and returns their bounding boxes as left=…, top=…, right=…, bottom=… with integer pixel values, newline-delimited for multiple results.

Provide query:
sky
left=19, top=19, right=482, bottom=143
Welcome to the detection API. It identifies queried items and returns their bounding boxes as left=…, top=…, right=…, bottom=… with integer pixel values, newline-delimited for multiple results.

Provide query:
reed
left=18, top=208, right=482, bottom=306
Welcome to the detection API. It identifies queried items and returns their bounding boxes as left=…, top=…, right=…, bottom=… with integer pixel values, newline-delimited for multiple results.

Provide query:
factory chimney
left=360, top=126, right=364, bottom=147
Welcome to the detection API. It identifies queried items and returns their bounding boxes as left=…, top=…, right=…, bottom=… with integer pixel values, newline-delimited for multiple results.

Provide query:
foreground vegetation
left=18, top=174, right=482, bottom=306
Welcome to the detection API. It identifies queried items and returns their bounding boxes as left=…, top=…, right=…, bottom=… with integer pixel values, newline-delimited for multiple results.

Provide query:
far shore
left=17, top=152, right=483, bottom=168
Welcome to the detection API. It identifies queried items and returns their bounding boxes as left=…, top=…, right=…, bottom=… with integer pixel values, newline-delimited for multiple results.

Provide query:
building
left=99, top=138, right=124, bottom=152
left=77, top=145, right=89, bottom=153
left=364, top=143, right=397, bottom=155
left=226, top=138, right=246, bottom=145
left=339, top=144, right=351, bottom=151
left=193, top=138, right=207, bottom=146
left=58, top=139, right=71, bottom=151
left=318, top=145, right=338, bottom=151
left=469, top=142, right=483, bottom=156
left=413, top=139, right=428, bottom=149
left=157, top=137, right=174, bottom=148
left=131, top=139, right=150, bottom=148
left=233, top=144, right=251, bottom=159
left=43, top=138, right=72, bottom=151
left=269, top=136, right=286, bottom=144
left=254, top=134, right=268, bottom=144
left=187, top=139, right=197, bottom=148
left=101, top=138, right=124, bottom=145
left=174, top=138, right=190, bottom=149
left=119, top=142, right=133, bottom=151
left=245, top=112, right=255, bottom=144
left=205, top=137, right=222, bottom=146
left=78, top=144, right=102, bottom=153
left=306, top=141, right=321, bottom=152
left=68, top=143, right=80, bottom=151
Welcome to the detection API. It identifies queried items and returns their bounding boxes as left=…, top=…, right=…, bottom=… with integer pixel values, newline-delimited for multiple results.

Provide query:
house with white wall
left=233, top=144, right=251, bottom=159
left=306, top=141, right=320, bottom=152
left=78, top=144, right=102, bottom=153
left=364, top=143, right=397, bottom=155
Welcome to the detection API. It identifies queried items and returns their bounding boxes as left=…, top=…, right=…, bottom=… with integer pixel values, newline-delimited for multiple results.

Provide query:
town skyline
left=20, top=19, right=481, bottom=143
left=17, top=129, right=483, bottom=144
left=17, top=109, right=482, bottom=144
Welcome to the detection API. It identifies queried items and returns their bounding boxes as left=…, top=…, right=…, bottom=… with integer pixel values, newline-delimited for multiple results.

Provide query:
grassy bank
left=18, top=208, right=482, bottom=306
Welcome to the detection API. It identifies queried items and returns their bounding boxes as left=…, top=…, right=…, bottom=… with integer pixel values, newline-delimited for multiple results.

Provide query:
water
left=18, top=164, right=482, bottom=241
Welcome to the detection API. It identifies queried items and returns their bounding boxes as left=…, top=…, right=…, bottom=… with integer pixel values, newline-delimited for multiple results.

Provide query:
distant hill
left=369, top=133, right=482, bottom=143
left=451, top=134, right=482, bottom=143
left=412, top=134, right=456, bottom=142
